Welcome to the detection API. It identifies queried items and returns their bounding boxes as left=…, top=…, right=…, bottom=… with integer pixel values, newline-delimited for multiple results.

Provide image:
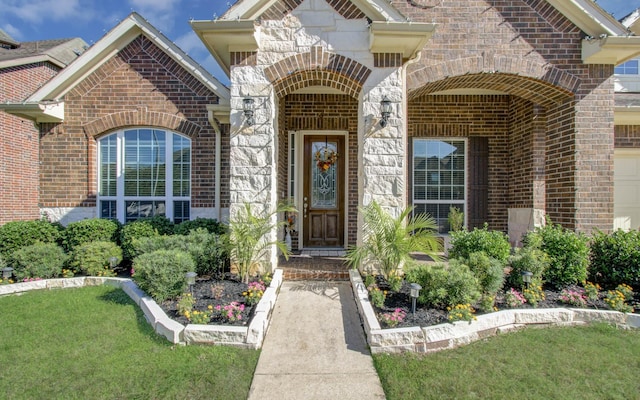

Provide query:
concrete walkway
left=247, top=281, right=386, bottom=400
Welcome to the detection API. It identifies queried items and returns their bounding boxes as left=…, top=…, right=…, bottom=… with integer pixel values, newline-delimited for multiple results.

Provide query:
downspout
left=207, top=109, right=222, bottom=221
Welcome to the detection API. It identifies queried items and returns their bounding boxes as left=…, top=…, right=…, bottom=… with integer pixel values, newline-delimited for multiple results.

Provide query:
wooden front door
left=303, top=135, right=344, bottom=247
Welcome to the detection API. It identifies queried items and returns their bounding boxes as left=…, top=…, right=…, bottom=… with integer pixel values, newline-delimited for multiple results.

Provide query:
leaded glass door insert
left=303, top=135, right=344, bottom=247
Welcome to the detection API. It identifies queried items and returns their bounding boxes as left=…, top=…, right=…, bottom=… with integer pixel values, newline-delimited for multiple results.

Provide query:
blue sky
left=1, top=0, right=638, bottom=85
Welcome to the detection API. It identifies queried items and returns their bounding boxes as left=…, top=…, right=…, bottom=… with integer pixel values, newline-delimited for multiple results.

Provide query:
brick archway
left=83, top=109, right=202, bottom=138
left=264, top=47, right=371, bottom=99
left=408, top=56, right=578, bottom=106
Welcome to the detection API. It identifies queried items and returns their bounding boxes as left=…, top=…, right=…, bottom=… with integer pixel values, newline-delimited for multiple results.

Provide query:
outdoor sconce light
left=109, top=257, right=118, bottom=270
left=243, top=97, right=255, bottom=126
left=521, top=271, right=533, bottom=288
left=2, top=267, right=13, bottom=280
left=185, top=271, right=197, bottom=294
left=379, top=96, right=392, bottom=127
left=410, top=283, right=422, bottom=315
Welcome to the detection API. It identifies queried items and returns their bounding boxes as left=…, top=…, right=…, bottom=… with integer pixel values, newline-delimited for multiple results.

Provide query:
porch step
left=279, top=252, right=350, bottom=281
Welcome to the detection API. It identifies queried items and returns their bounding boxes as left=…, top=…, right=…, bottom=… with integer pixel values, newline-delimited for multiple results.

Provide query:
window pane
left=311, top=140, right=338, bottom=208
left=100, top=200, right=117, bottom=220
left=615, top=60, right=639, bottom=75
left=124, top=129, right=166, bottom=197
left=98, top=135, right=117, bottom=196
left=101, top=129, right=190, bottom=224
left=173, top=134, right=191, bottom=197
left=174, top=201, right=190, bottom=224
left=413, top=139, right=466, bottom=233
left=414, top=170, right=426, bottom=185
left=125, top=200, right=165, bottom=222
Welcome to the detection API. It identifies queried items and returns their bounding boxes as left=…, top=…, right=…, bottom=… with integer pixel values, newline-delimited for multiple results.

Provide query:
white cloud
left=1, top=23, right=23, bottom=41
left=128, top=0, right=182, bottom=34
left=3, top=0, right=87, bottom=24
left=174, top=31, right=205, bottom=55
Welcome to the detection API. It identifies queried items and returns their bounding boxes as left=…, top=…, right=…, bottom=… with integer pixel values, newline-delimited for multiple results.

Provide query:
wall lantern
left=243, top=97, right=255, bottom=126
left=521, top=271, right=533, bottom=288
left=2, top=267, right=13, bottom=280
left=379, top=96, right=392, bottom=127
left=409, top=283, right=422, bottom=315
left=185, top=271, right=197, bottom=294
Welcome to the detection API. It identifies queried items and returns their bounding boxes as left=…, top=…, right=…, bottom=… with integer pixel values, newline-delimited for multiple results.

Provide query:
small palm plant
left=346, top=201, right=441, bottom=281
left=223, top=202, right=296, bottom=283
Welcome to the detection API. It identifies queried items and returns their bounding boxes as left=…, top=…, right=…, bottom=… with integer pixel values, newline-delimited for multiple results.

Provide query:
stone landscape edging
left=349, top=270, right=640, bottom=354
left=0, top=269, right=283, bottom=349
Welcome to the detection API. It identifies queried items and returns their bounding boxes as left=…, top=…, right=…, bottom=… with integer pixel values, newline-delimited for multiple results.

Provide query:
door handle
left=304, top=197, right=308, bottom=218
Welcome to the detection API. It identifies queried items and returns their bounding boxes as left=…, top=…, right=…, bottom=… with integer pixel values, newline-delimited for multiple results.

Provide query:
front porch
left=279, top=248, right=349, bottom=281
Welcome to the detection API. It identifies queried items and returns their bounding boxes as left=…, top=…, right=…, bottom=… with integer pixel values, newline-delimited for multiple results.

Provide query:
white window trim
left=97, top=128, right=191, bottom=223
left=412, top=137, right=468, bottom=232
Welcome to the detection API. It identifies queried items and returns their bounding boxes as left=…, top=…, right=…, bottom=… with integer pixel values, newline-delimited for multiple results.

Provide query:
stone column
left=229, top=66, right=279, bottom=271
left=360, top=68, right=406, bottom=219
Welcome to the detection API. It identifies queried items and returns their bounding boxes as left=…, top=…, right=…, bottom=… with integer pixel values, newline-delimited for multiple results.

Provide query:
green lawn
left=0, top=285, right=259, bottom=400
left=374, top=323, right=640, bottom=400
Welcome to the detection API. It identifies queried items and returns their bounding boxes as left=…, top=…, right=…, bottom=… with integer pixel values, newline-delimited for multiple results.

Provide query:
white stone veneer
left=349, top=270, right=640, bottom=354
left=0, top=269, right=283, bottom=348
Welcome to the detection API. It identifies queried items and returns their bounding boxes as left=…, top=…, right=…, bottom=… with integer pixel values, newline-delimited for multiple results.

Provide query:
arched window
left=98, top=128, right=191, bottom=223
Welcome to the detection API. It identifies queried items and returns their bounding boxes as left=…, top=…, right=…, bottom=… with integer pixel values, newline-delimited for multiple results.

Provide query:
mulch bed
left=374, top=279, right=640, bottom=329
left=159, top=274, right=256, bottom=326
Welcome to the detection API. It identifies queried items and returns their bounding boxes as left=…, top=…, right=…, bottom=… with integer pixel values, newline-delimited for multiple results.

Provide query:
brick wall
left=279, top=94, right=359, bottom=246
left=38, top=35, right=221, bottom=216
left=408, top=95, right=511, bottom=231
left=394, top=0, right=615, bottom=233
left=0, top=62, right=60, bottom=225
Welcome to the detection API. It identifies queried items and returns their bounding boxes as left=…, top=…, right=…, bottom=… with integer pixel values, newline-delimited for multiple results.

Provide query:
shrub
left=369, top=287, right=387, bottom=308
left=447, top=303, right=476, bottom=323
left=242, top=281, right=266, bottom=306
left=405, top=261, right=481, bottom=309
left=461, top=251, right=504, bottom=296
left=120, top=220, right=161, bottom=261
left=589, top=229, right=640, bottom=289
left=224, top=202, right=295, bottom=283
left=63, top=218, right=120, bottom=251
left=449, top=225, right=511, bottom=264
left=345, top=201, right=441, bottom=280
left=522, top=284, right=545, bottom=307
left=447, top=206, right=464, bottom=232
left=0, top=220, right=62, bottom=257
left=504, top=288, right=527, bottom=308
left=69, top=241, right=122, bottom=276
left=213, top=302, right=245, bottom=323
left=379, top=308, right=406, bottom=328
left=525, top=221, right=589, bottom=289
left=604, top=284, right=634, bottom=313
left=507, top=247, right=549, bottom=288
left=132, top=249, right=194, bottom=302
left=174, top=218, right=226, bottom=235
left=133, top=228, right=228, bottom=276
left=139, top=216, right=174, bottom=236
left=559, top=288, right=587, bottom=307
left=8, top=243, right=67, bottom=280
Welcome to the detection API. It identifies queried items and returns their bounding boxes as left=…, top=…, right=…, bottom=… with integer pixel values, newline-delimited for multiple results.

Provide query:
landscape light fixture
left=379, top=96, right=392, bottom=127
left=185, top=271, right=197, bottom=294
left=410, top=283, right=422, bottom=315
left=521, top=271, right=533, bottom=288
left=243, top=97, right=255, bottom=126
left=2, top=267, right=13, bottom=280
left=109, top=257, right=118, bottom=269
